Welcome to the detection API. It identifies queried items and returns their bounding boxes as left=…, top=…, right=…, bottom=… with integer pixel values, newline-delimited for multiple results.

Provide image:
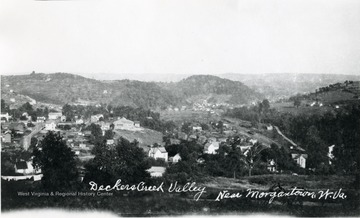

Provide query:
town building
left=169, top=153, right=182, bottom=163
left=113, top=117, right=137, bottom=130
left=48, top=112, right=62, bottom=120
left=45, top=121, right=57, bottom=131
left=36, top=116, right=46, bottom=123
left=14, top=161, right=41, bottom=175
left=147, top=166, right=166, bottom=177
left=90, top=114, right=104, bottom=123
left=203, top=141, right=220, bottom=154
left=148, top=147, right=168, bottom=162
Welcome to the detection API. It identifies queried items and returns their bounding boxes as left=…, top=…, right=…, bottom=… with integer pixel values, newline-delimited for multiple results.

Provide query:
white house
left=113, top=117, right=135, bottom=130
left=267, top=159, right=276, bottom=172
left=169, top=153, right=182, bottom=163
left=91, top=114, right=104, bottom=123
left=134, top=121, right=141, bottom=128
left=48, top=112, right=62, bottom=120
left=0, top=113, right=12, bottom=122
left=36, top=116, right=46, bottom=123
left=14, top=161, right=41, bottom=175
left=106, top=139, right=115, bottom=145
left=249, top=139, right=258, bottom=145
left=192, top=126, right=202, bottom=131
left=204, top=141, right=220, bottom=154
left=75, top=119, right=84, bottom=124
left=328, top=145, right=335, bottom=164
left=60, top=115, right=67, bottom=122
left=147, top=166, right=166, bottom=177
left=45, top=122, right=57, bottom=131
left=148, top=147, right=168, bottom=162
left=101, top=122, right=111, bottom=131
left=291, top=153, right=308, bottom=169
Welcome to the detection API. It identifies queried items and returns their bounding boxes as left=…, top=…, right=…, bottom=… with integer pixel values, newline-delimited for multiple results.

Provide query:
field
left=113, top=128, right=163, bottom=151
left=160, top=110, right=221, bottom=123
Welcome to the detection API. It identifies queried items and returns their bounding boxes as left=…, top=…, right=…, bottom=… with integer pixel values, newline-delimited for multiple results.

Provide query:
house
left=328, top=145, right=335, bottom=164
left=169, top=153, right=181, bottom=163
left=267, top=159, right=276, bottom=172
left=188, top=134, right=197, bottom=141
left=45, top=121, right=57, bottom=131
left=0, top=113, right=11, bottom=122
left=291, top=153, right=308, bottom=168
left=106, top=139, right=115, bottom=145
left=36, top=116, right=46, bottom=123
left=14, top=161, right=41, bottom=175
left=113, top=117, right=135, bottom=130
left=148, top=147, right=168, bottom=162
left=178, top=132, right=188, bottom=140
left=48, top=112, right=62, bottom=120
left=134, top=121, right=141, bottom=128
left=239, top=145, right=252, bottom=153
left=266, top=125, right=273, bottom=131
left=192, top=126, right=202, bottom=131
left=249, top=139, right=258, bottom=145
left=204, top=141, right=220, bottom=154
left=75, top=119, right=84, bottom=125
left=147, top=166, right=166, bottom=177
left=3, top=132, right=11, bottom=143
left=91, top=114, right=104, bottom=123
left=79, top=143, right=87, bottom=149
left=101, top=122, right=111, bottom=131
left=60, top=115, right=67, bottom=122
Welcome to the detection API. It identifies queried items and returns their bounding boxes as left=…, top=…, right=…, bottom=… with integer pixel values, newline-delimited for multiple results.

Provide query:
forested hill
left=290, top=80, right=360, bottom=105
left=1, top=73, right=180, bottom=108
left=164, top=75, right=262, bottom=104
left=1, top=73, right=262, bottom=108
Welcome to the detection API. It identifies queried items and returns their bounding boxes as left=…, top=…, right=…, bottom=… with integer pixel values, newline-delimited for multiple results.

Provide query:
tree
left=244, top=142, right=265, bottom=176
left=32, top=132, right=79, bottom=191
left=84, top=137, right=150, bottom=184
left=104, top=130, right=114, bottom=140
left=305, top=125, right=328, bottom=170
left=226, top=144, right=244, bottom=178
left=62, top=104, right=74, bottom=121
left=262, top=99, right=270, bottom=112
left=1, top=99, right=9, bottom=113
left=294, top=98, right=301, bottom=108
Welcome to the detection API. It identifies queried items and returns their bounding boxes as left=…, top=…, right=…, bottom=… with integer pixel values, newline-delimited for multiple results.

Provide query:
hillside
left=1, top=73, right=261, bottom=109
left=161, top=75, right=263, bottom=105
left=1, top=73, right=181, bottom=108
left=292, top=80, right=360, bottom=105
left=219, top=73, right=360, bottom=100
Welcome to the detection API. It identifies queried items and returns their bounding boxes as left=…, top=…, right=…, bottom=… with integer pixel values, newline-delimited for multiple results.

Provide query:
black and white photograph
left=1, top=0, right=359, bottom=217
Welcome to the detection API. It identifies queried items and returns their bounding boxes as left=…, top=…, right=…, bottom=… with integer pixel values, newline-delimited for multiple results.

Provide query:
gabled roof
left=291, top=153, right=308, bottom=159
left=157, top=147, right=167, bottom=153
left=149, top=147, right=167, bottom=154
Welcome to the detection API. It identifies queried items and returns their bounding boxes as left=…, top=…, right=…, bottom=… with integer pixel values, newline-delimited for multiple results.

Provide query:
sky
left=0, top=0, right=360, bottom=77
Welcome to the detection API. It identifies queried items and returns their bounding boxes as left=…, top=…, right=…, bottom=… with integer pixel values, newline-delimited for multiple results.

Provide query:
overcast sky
left=1, top=0, right=360, bottom=76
